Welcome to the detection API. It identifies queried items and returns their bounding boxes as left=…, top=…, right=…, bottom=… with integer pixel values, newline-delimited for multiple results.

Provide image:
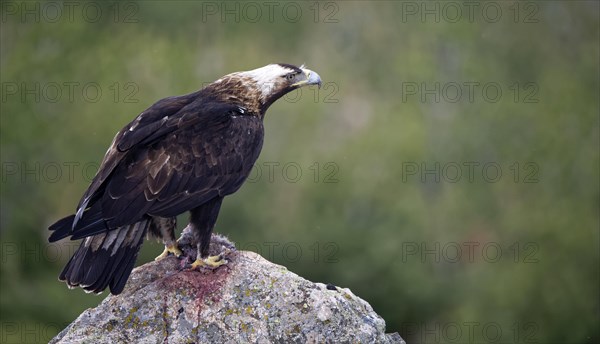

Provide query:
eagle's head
left=209, top=63, right=322, bottom=116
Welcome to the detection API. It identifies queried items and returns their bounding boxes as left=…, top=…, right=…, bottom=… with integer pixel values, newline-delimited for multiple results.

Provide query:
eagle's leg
left=188, top=197, right=228, bottom=269
left=151, top=217, right=182, bottom=261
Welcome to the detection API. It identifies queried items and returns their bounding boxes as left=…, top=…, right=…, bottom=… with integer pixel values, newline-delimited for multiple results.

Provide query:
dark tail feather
left=48, top=202, right=107, bottom=242
left=59, top=219, right=149, bottom=295
left=48, top=215, right=76, bottom=242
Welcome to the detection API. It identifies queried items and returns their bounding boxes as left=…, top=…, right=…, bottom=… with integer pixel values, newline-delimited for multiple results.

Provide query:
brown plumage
left=48, top=64, right=322, bottom=294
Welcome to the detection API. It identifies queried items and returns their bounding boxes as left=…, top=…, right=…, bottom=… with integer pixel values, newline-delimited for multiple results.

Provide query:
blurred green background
left=1, top=1, right=598, bottom=343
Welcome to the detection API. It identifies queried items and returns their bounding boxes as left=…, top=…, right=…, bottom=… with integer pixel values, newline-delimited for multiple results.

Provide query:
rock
left=50, top=234, right=404, bottom=344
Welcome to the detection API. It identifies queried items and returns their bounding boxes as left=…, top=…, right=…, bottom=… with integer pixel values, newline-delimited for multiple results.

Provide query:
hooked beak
left=293, top=68, right=322, bottom=89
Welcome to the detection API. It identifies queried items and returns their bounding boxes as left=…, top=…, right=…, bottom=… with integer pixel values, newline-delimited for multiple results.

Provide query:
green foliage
left=1, top=1, right=598, bottom=343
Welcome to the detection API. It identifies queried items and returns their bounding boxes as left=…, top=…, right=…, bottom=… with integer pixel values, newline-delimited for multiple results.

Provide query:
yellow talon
left=190, top=255, right=228, bottom=269
left=154, top=244, right=182, bottom=261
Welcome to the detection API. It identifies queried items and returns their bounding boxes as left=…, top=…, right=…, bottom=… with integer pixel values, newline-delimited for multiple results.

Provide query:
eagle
left=48, top=63, right=322, bottom=295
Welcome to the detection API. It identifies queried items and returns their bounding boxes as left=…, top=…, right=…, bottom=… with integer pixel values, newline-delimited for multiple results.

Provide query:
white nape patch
left=238, top=64, right=292, bottom=100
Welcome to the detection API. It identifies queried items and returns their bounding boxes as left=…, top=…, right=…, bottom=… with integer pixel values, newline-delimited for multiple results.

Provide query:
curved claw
left=190, top=255, right=228, bottom=269
left=155, top=244, right=183, bottom=261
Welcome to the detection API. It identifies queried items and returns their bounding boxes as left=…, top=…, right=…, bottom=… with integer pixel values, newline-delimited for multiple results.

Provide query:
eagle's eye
left=285, top=73, right=296, bottom=81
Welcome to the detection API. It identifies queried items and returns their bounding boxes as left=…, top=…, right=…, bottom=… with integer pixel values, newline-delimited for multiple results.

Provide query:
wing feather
left=73, top=92, right=201, bottom=229
left=69, top=100, right=263, bottom=237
